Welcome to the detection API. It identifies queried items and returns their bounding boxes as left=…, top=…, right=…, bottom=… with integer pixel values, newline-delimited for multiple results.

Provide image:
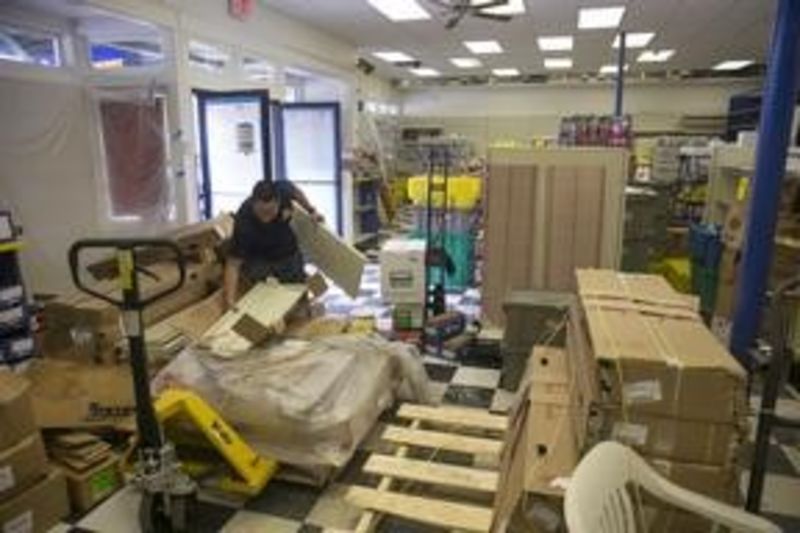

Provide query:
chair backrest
left=564, top=441, right=638, bottom=533
left=565, top=441, right=782, bottom=533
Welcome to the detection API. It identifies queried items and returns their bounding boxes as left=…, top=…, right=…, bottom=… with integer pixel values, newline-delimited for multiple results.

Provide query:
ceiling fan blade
left=471, top=0, right=509, bottom=9
left=473, top=12, right=513, bottom=22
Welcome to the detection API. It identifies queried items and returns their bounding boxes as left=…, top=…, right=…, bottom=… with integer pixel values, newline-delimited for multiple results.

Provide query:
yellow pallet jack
left=154, top=388, right=277, bottom=497
left=69, top=239, right=276, bottom=532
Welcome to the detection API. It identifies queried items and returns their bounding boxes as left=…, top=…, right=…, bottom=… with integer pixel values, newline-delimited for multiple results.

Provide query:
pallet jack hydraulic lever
left=69, top=239, right=196, bottom=533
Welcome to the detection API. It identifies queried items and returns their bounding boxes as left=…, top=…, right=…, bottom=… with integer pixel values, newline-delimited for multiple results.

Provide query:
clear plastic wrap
left=153, top=333, right=432, bottom=468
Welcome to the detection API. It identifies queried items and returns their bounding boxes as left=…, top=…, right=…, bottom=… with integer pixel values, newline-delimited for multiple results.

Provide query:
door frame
left=194, top=89, right=272, bottom=219
left=278, top=101, right=343, bottom=234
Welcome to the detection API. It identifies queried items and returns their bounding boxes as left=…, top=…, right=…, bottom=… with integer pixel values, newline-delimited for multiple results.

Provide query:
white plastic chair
left=564, top=441, right=781, bottom=533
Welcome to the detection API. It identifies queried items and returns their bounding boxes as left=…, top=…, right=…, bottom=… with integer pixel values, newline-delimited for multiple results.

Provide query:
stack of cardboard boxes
left=575, top=270, right=747, bottom=527
left=0, top=371, right=69, bottom=533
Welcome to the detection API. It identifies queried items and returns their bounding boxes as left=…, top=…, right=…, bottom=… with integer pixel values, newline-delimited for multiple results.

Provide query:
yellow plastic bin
left=407, top=175, right=482, bottom=210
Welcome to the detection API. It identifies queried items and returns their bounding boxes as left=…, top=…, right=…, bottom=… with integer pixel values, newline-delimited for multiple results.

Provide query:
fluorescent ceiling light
left=492, top=68, right=520, bottom=77
left=544, top=57, right=573, bottom=70
left=638, top=49, right=675, bottom=63
left=578, top=6, right=625, bottom=29
left=372, top=50, right=414, bottom=63
left=367, top=0, right=430, bottom=21
left=599, top=63, right=629, bottom=74
left=474, top=0, right=525, bottom=15
left=464, top=40, right=503, bottom=54
left=410, top=67, right=440, bottom=77
left=713, top=59, right=754, bottom=71
left=613, top=32, right=654, bottom=49
left=537, top=35, right=573, bottom=52
left=450, top=57, right=482, bottom=68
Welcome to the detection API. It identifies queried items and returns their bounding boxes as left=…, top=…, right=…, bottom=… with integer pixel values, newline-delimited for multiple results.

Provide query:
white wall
left=0, top=0, right=390, bottom=292
left=400, top=80, right=762, bottom=152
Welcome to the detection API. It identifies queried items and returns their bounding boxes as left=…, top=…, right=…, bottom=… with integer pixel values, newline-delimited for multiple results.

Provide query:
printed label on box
left=10, top=337, right=33, bottom=356
left=0, top=466, right=15, bottom=492
left=3, top=510, right=32, bottom=533
left=0, top=306, right=23, bottom=326
left=612, top=422, right=649, bottom=446
left=623, top=380, right=662, bottom=404
left=0, top=286, right=23, bottom=303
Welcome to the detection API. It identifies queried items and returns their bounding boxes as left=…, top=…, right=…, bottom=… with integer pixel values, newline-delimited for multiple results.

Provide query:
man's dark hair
left=251, top=180, right=277, bottom=203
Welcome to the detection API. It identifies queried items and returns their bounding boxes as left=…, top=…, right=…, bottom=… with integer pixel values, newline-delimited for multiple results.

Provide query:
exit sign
left=229, top=0, right=254, bottom=21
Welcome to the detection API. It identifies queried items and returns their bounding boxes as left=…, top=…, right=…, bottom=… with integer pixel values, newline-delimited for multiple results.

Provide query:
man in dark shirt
left=224, top=180, right=323, bottom=308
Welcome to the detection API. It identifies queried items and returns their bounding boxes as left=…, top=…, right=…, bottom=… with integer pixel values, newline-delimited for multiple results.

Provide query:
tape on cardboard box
left=591, top=407, right=744, bottom=466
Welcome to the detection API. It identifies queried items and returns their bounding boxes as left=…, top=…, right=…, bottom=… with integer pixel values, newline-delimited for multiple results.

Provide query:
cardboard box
left=651, top=458, right=739, bottom=503
left=380, top=239, right=426, bottom=304
left=0, top=434, right=48, bottom=501
left=62, top=455, right=122, bottom=513
left=591, top=407, right=745, bottom=465
left=0, top=469, right=68, bottom=533
left=0, top=371, right=36, bottom=450
left=577, top=269, right=747, bottom=423
left=25, top=360, right=135, bottom=429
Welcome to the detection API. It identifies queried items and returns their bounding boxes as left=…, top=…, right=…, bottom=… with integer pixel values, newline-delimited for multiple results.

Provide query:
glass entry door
left=279, top=102, right=342, bottom=234
left=195, top=90, right=271, bottom=218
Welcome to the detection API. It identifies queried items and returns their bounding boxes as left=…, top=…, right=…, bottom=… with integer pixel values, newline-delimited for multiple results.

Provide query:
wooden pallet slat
left=363, top=454, right=499, bottom=493
left=382, top=425, right=503, bottom=456
left=344, top=486, right=494, bottom=533
left=397, top=404, right=508, bottom=432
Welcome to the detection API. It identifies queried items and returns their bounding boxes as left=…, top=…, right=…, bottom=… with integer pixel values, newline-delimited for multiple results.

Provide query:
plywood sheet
left=484, top=147, right=627, bottom=324
left=290, top=205, right=366, bottom=298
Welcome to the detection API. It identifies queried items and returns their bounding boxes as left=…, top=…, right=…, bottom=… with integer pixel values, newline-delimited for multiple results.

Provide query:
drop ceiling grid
left=262, top=0, right=772, bottom=77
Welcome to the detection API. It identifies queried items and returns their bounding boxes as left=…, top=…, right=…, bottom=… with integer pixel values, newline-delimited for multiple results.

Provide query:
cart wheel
left=139, top=492, right=171, bottom=533
left=169, top=492, right=196, bottom=532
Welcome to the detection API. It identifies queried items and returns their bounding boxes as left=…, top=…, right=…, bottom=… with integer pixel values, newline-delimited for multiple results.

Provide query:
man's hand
left=309, top=209, right=324, bottom=225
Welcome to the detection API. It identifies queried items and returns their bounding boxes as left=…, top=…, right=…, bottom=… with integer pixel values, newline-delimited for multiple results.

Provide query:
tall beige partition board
left=484, top=147, right=627, bottom=323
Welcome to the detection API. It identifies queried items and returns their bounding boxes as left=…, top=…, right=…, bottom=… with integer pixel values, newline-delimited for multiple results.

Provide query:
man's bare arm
left=223, top=257, right=242, bottom=309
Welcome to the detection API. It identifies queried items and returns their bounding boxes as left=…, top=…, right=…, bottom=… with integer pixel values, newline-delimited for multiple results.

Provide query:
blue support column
left=730, top=0, right=800, bottom=361
left=614, top=31, right=626, bottom=117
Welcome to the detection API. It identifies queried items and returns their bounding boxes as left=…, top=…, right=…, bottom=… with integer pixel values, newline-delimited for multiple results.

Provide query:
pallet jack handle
left=68, top=239, right=186, bottom=309
left=68, top=238, right=186, bottom=451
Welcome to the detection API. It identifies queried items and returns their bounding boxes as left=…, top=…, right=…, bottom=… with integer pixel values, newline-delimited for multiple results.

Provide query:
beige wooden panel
left=573, top=167, right=606, bottom=270
left=545, top=165, right=578, bottom=290
left=397, top=404, right=508, bottom=432
left=483, top=162, right=512, bottom=323
left=290, top=205, right=366, bottom=298
left=506, top=163, right=537, bottom=290
left=363, top=454, right=499, bottom=492
left=345, top=486, right=493, bottom=532
left=382, top=425, right=503, bottom=456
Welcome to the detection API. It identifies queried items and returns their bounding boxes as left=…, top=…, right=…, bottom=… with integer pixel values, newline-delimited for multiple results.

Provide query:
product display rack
left=0, top=211, right=35, bottom=368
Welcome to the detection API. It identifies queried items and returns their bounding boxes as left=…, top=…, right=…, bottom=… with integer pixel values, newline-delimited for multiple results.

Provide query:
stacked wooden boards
left=483, top=147, right=628, bottom=324
left=345, top=403, right=508, bottom=533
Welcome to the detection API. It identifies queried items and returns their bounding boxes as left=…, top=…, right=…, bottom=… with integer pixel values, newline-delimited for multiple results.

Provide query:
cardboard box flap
left=0, top=371, right=30, bottom=404
left=577, top=269, right=698, bottom=315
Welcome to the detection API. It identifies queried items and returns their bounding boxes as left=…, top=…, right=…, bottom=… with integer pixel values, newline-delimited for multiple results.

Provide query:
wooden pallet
left=345, top=403, right=508, bottom=533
